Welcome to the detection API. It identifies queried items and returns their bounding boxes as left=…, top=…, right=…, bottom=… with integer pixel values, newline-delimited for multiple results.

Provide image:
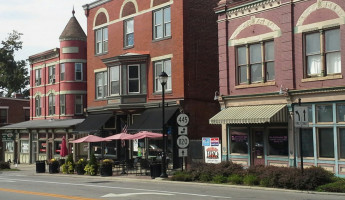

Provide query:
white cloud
left=0, top=0, right=87, bottom=61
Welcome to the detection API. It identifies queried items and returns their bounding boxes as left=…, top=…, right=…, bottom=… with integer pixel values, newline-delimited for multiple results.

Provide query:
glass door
left=251, top=129, right=265, bottom=166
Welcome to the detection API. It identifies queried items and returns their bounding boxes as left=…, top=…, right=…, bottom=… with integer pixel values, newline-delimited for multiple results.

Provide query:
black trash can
left=150, top=163, right=162, bottom=179
left=36, top=160, right=46, bottom=173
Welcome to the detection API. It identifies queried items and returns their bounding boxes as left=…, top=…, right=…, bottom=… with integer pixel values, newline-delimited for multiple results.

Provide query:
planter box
left=100, top=164, right=113, bottom=176
left=36, top=161, right=46, bottom=173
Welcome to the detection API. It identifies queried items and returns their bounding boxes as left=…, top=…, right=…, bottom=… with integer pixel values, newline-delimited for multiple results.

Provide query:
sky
left=0, top=0, right=88, bottom=62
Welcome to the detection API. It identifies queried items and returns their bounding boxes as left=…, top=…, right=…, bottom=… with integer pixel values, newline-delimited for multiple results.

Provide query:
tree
left=0, top=30, right=29, bottom=97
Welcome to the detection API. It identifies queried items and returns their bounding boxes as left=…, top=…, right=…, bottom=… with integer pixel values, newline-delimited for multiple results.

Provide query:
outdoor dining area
left=69, top=131, right=169, bottom=178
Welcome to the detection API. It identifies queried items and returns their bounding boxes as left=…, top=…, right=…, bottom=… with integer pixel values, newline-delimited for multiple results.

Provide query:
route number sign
left=177, top=114, right=189, bottom=126
left=177, top=135, right=189, bottom=148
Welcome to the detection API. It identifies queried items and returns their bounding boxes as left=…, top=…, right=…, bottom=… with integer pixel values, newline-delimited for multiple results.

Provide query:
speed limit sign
left=177, top=113, right=189, bottom=126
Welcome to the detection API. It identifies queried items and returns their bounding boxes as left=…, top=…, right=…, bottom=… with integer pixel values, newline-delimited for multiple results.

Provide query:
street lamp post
left=159, top=71, right=168, bottom=178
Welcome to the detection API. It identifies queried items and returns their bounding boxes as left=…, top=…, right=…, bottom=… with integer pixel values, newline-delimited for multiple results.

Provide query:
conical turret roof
left=59, top=11, right=86, bottom=41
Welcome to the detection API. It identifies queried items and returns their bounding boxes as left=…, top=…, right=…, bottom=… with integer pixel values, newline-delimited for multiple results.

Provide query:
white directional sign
left=294, top=106, right=309, bottom=127
left=179, top=148, right=188, bottom=157
left=177, top=135, right=189, bottom=148
left=178, top=126, right=188, bottom=135
left=177, top=113, right=189, bottom=126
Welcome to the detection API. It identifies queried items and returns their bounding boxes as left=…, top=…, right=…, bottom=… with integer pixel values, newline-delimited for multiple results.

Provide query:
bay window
left=75, top=63, right=83, bottom=81
left=128, top=65, right=140, bottom=93
left=110, top=66, right=120, bottom=95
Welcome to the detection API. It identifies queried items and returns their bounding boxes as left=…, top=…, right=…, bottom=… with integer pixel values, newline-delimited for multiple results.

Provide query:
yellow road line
left=0, top=188, right=101, bottom=200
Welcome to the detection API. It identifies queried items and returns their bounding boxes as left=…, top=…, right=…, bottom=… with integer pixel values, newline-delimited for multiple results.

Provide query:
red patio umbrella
left=128, top=131, right=163, bottom=140
left=60, top=136, right=68, bottom=157
left=71, top=135, right=110, bottom=143
left=103, top=132, right=133, bottom=140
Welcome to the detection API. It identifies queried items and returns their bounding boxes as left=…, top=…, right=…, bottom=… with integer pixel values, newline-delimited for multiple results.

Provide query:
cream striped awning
left=209, top=104, right=287, bottom=124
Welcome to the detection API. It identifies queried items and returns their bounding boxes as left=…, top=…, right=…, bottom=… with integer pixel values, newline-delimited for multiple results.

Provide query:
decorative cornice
left=83, top=0, right=112, bottom=10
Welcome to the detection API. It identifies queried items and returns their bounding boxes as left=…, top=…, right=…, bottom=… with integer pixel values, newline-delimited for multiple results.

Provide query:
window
left=110, top=66, right=120, bottom=95
left=35, top=69, right=41, bottom=86
left=75, top=95, right=83, bottom=114
left=75, top=63, right=83, bottom=81
left=48, top=94, right=55, bottom=115
left=268, top=129, right=288, bottom=156
left=0, top=109, right=7, bottom=124
left=237, top=41, right=274, bottom=84
left=230, top=129, right=248, bottom=154
left=20, top=140, right=29, bottom=153
left=95, top=27, right=108, bottom=54
left=301, top=128, right=314, bottom=157
left=48, top=65, right=55, bottom=84
left=39, top=141, right=47, bottom=153
left=340, top=128, right=345, bottom=159
left=24, top=109, right=30, bottom=121
left=55, top=141, right=61, bottom=155
left=60, top=63, right=65, bottom=81
left=318, top=128, right=334, bottom=158
left=154, top=59, right=172, bottom=92
left=124, top=19, right=134, bottom=47
left=337, top=104, right=345, bottom=122
left=60, top=94, right=65, bottom=115
left=317, top=105, right=333, bottom=122
left=96, top=71, right=108, bottom=99
left=153, top=7, right=171, bottom=39
left=5, top=141, right=14, bottom=152
left=128, top=65, right=140, bottom=93
left=35, top=96, right=41, bottom=117
left=305, top=28, right=341, bottom=77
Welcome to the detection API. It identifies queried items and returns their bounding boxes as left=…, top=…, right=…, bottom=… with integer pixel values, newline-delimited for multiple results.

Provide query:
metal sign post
left=294, top=98, right=308, bottom=174
left=176, top=113, right=189, bottom=171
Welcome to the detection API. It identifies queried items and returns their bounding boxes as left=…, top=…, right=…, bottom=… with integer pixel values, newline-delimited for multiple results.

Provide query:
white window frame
left=20, top=140, right=29, bottom=153
left=124, top=19, right=134, bottom=47
left=153, top=6, right=171, bottom=40
left=154, top=59, right=172, bottom=92
left=75, top=63, right=83, bottom=81
left=60, top=63, right=65, bottom=81
left=48, top=65, right=56, bottom=84
left=96, top=71, right=108, bottom=99
left=75, top=95, right=83, bottom=115
left=110, top=66, right=120, bottom=95
left=128, top=65, right=140, bottom=93
left=95, top=27, right=108, bottom=54
left=48, top=93, right=55, bottom=115
left=60, top=94, right=65, bottom=115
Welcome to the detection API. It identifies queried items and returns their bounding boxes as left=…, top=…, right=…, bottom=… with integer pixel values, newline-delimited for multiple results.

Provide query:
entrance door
left=251, top=129, right=265, bottom=166
left=32, top=142, right=37, bottom=163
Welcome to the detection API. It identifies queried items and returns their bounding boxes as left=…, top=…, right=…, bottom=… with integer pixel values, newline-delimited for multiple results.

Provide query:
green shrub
left=199, top=173, right=213, bottom=182
left=228, top=174, right=243, bottom=184
left=0, top=161, right=10, bottom=169
left=243, top=175, right=259, bottom=185
left=85, top=153, right=98, bottom=176
left=298, top=166, right=334, bottom=190
left=171, top=171, right=193, bottom=182
left=317, top=179, right=345, bottom=193
left=212, top=175, right=227, bottom=184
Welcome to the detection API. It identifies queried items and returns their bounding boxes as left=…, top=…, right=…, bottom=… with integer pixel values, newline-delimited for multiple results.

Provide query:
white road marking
left=0, top=178, right=232, bottom=199
left=102, top=192, right=174, bottom=197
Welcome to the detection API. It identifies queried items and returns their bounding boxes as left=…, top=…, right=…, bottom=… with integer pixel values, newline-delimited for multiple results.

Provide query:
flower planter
left=49, top=164, right=59, bottom=173
left=35, top=161, right=46, bottom=173
left=100, top=164, right=113, bottom=176
left=75, top=164, right=85, bottom=175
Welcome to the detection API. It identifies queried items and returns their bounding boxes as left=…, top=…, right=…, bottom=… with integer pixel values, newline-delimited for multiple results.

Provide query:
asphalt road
left=0, top=167, right=344, bottom=200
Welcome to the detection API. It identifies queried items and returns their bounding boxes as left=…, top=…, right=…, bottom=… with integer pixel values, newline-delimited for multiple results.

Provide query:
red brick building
left=0, top=11, right=87, bottom=164
left=80, top=0, right=220, bottom=166
left=0, top=96, right=29, bottom=162
left=211, top=0, right=345, bottom=177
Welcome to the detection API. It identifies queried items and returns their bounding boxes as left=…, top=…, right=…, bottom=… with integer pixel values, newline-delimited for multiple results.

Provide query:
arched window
left=95, top=12, right=108, bottom=54
left=48, top=94, right=55, bottom=115
left=35, top=96, right=41, bottom=117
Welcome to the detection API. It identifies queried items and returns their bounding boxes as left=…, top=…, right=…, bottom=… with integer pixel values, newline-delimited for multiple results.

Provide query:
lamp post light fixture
left=159, top=71, right=168, bottom=178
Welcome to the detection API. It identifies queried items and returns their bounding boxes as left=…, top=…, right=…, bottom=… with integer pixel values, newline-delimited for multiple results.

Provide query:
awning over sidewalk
left=74, top=112, right=113, bottom=133
left=128, top=107, right=178, bottom=132
left=209, top=104, right=287, bottom=124
left=0, top=119, right=84, bottom=130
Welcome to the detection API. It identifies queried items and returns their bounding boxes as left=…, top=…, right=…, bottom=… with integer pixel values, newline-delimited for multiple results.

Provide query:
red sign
left=210, top=137, right=219, bottom=146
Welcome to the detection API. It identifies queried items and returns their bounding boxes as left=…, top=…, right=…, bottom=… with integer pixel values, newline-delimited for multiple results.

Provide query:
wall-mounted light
left=279, top=85, right=289, bottom=95
left=214, top=91, right=219, bottom=101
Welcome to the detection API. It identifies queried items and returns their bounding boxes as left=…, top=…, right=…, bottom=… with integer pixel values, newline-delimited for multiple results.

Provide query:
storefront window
left=268, top=129, right=288, bottom=156
left=307, top=105, right=313, bottom=123
left=339, top=128, right=345, bottom=159
left=5, top=141, right=14, bottom=152
left=337, top=104, right=345, bottom=122
left=55, top=141, right=61, bottom=155
left=317, top=105, right=333, bottom=122
left=230, top=129, right=248, bottom=154
left=319, top=128, right=334, bottom=158
left=39, top=141, right=47, bottom=153
left=20, top=140, right=29, bottom=153
left=301, top=128, right=314, bottom=157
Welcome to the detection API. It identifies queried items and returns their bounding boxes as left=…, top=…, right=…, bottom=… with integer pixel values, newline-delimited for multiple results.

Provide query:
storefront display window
left=337, top=104, right=345, bottom=122
left=317, top=105, right=333, bottom=122
left=339, top=128, right=345, bottom=159
left=39, top=141, right=47, bottom=153
left=301, top=128, right=314, bottom=157
left=319, top=128, right=334, bottom=158
left=20, top=140, right=29, bottom=153
left=268, top=129, right=288, bottom=156
left=5, top=141, right=14, bottom=152
left=55, top=141, right=61, bottom=154
left=230, top=129, right=248, bottom=154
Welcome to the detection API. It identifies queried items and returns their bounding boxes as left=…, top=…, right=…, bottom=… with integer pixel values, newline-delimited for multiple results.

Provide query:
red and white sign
left=205, top=145, right=221, bottom=164
left=210, top=137, right=219, bottom=146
